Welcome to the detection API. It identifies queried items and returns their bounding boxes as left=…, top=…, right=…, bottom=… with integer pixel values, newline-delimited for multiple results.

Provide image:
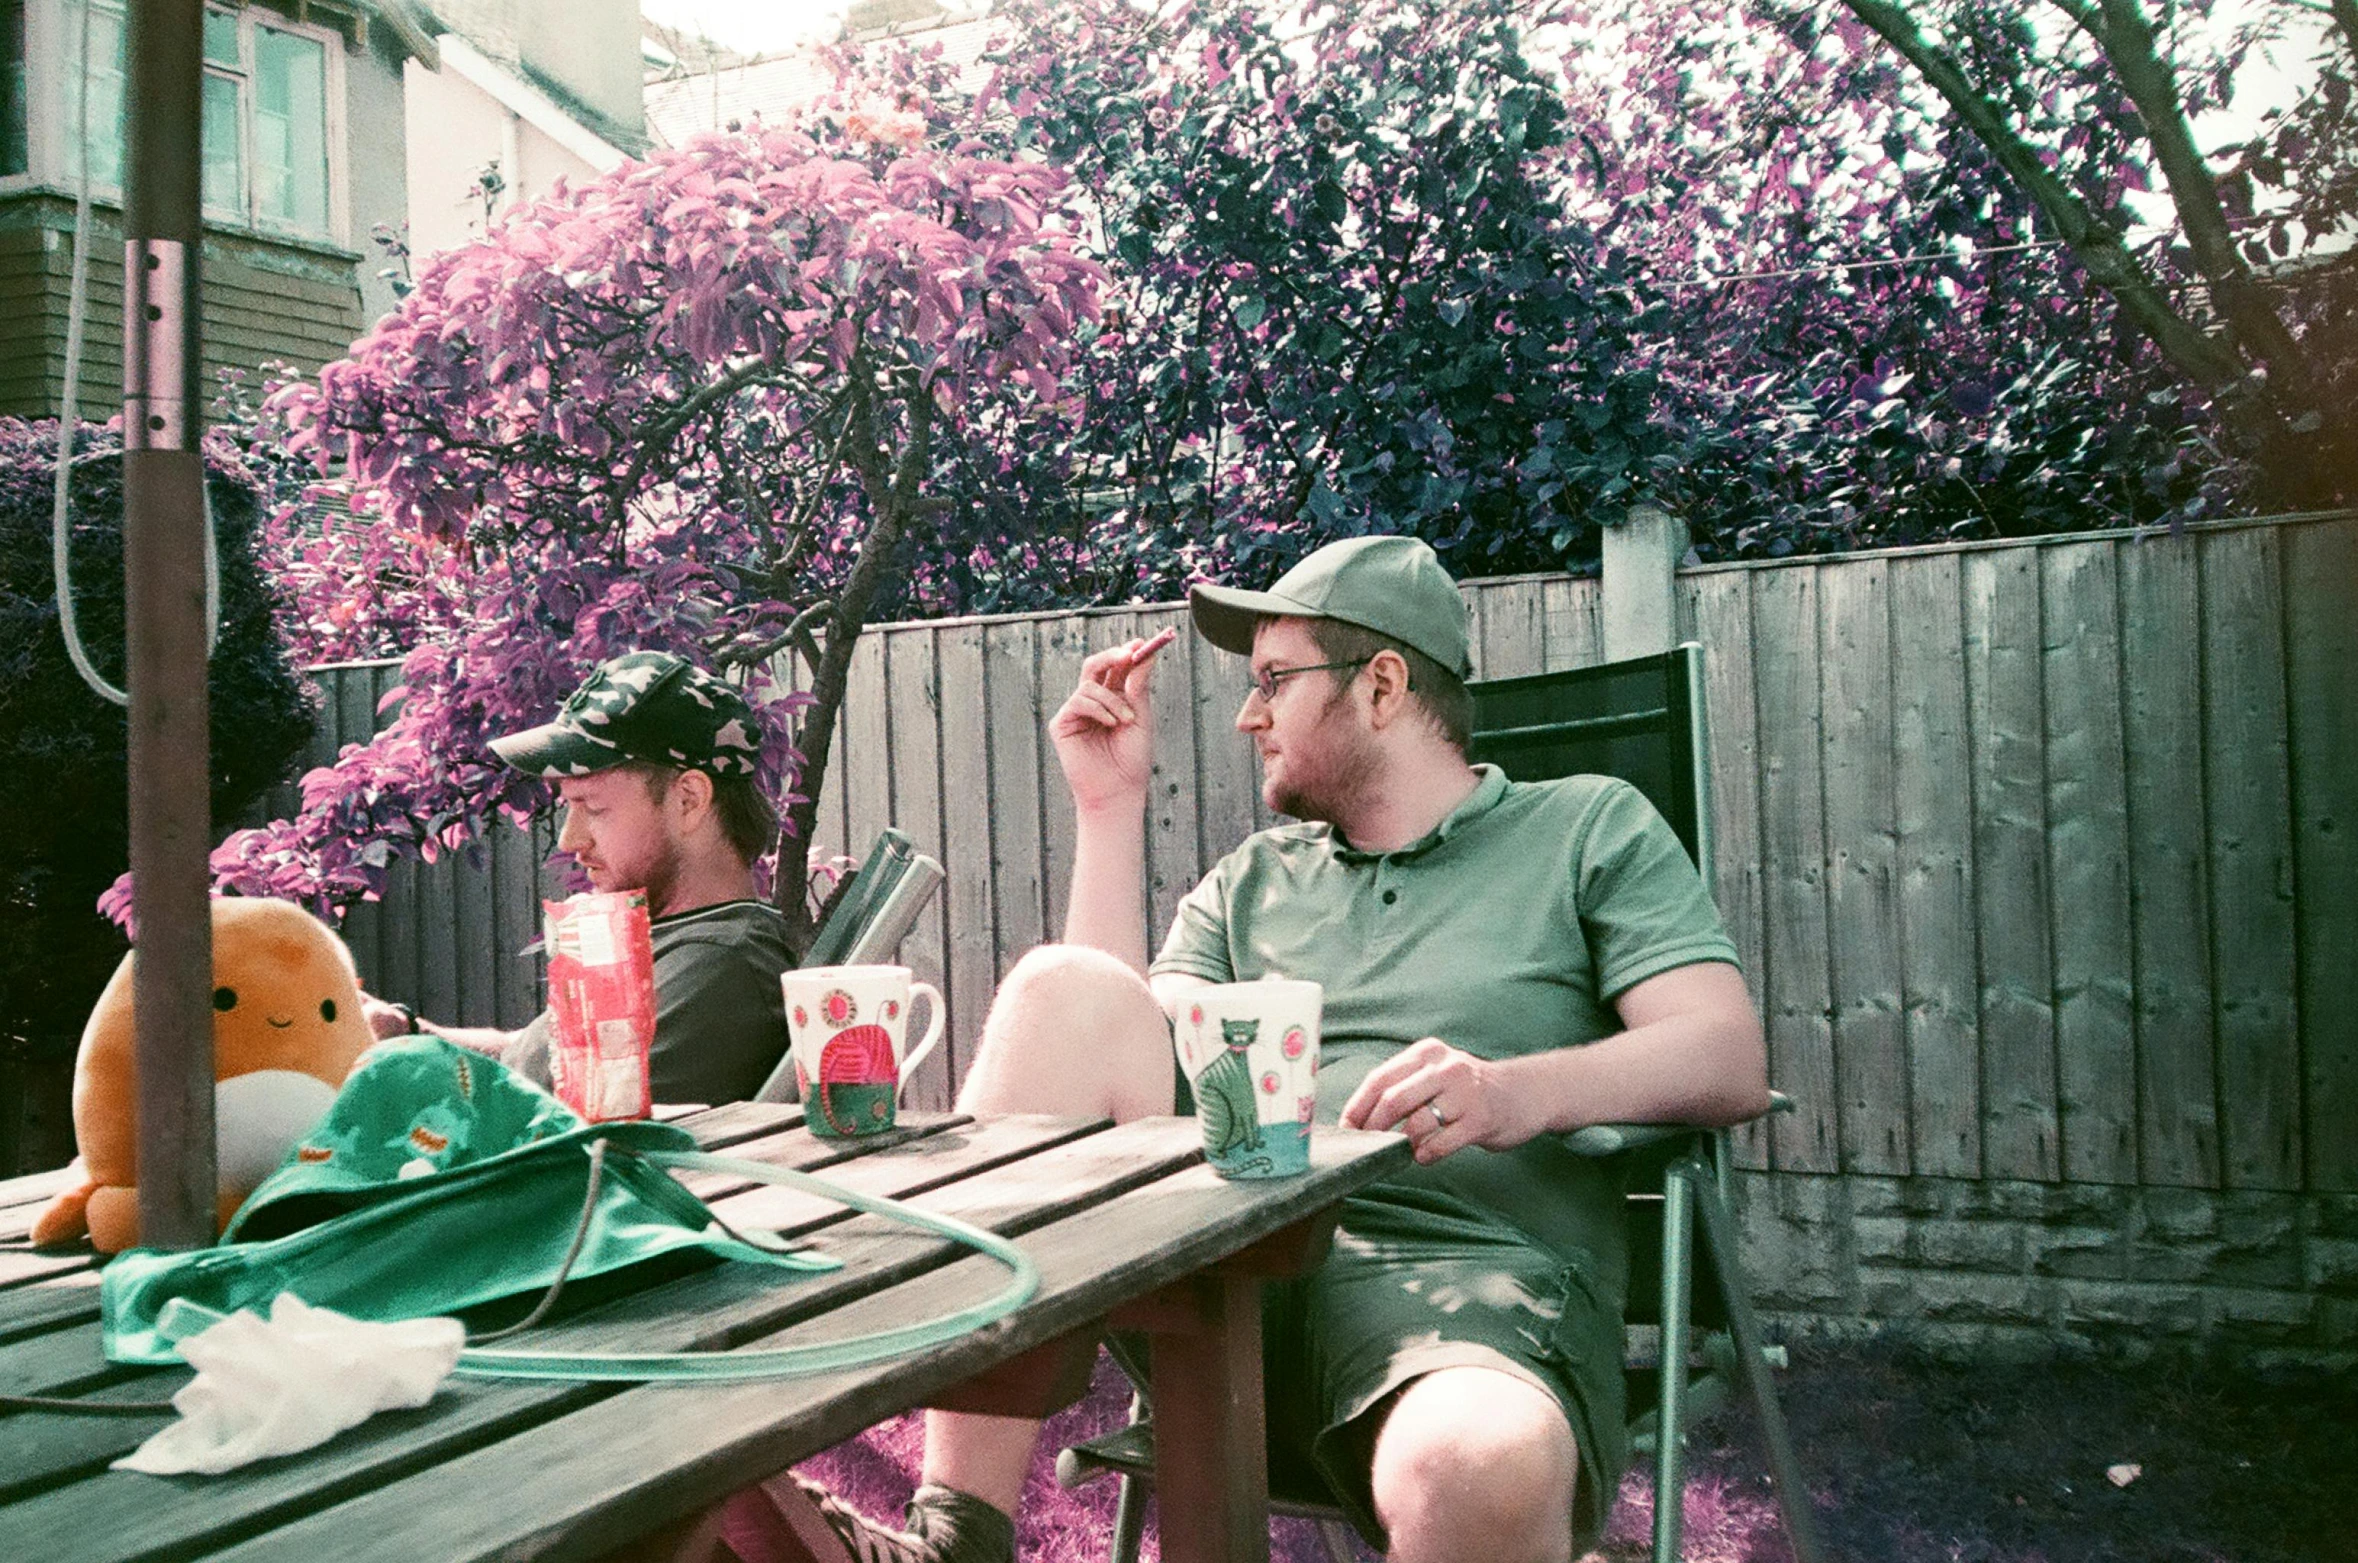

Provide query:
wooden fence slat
left=883, top=629, right=953, bottom=1106
left=2283, top=521, right=2358, bottom=1192
left=2040, top=542, right=2138, bottom=1183
left=1475, top=578, right=1548, bottom=681
left=1139, top=606, right=1202, bottom=951
left=374, top=665, right=425, bottom=1011
left=1686, top=571, right=1770, bottom=1170
left=1190, top=614, right=1260, bottom=928
left=2199, top=528, right=2303, bottom=1190
left=1032, top=611, right=1090, bottom=944
left=983, top=619, right=1048, bottom=977
left=1888, top=552, right=1982, bottom=1179
left=840, top=631, right=894, bottom=874
left=1540, top=576, right=1601, bottom=671
left=934, top=625, right=996, bottom=1061
left=2118, top=532, right=2220, bottom=1186
left=1819, top=559, right=1909, bottom=1174
left=332, top=666, right=383, bottom=989
left=1962, top=546, right=2060, bottom=1182
left=491, top=811, right=545, bottom=1030
left=1751, top=565, right=1839, bottom=1172
left=449, top=829, right=497, bottom=1027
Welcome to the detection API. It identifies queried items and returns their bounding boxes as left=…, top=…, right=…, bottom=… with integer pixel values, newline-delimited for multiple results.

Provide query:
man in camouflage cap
left=363, top=650, right=796, bottom=1107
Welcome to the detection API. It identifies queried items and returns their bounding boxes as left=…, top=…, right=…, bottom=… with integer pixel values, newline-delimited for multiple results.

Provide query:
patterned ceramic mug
left=782, top=965, right=946, bottom=1138
left=1174, top=979, right=1321, bottom=1179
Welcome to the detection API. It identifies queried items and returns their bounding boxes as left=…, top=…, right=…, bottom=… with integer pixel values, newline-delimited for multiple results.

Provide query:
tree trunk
left=773, top=373, right=934, bottom=954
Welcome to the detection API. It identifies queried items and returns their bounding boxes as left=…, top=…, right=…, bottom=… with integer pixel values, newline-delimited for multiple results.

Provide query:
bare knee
left=960, top=946, right=1174, bottom=1120
left=1371, top=1369, right=1576, bottom=1563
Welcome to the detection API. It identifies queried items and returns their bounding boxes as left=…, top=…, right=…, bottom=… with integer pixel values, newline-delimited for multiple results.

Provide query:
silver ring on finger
left=1426, top=1101, right=1448, bottom=1132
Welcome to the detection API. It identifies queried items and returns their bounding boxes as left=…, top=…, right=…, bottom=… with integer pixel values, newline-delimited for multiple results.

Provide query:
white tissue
left=115, top=1293, right=464, bottom=1475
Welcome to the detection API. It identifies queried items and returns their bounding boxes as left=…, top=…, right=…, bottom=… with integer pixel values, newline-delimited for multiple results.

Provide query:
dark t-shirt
left=507, top=899, right=794, bottom=1106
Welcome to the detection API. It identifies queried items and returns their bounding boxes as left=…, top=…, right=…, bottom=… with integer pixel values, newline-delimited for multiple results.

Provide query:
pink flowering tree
left=166, top=121, right=1102, bottom=949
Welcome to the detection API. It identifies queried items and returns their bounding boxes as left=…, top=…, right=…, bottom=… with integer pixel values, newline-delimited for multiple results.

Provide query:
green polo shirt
left=1151, top=765, right=1738, bottom=1298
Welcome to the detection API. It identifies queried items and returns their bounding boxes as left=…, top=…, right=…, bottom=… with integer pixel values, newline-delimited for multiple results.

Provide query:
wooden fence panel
left=2040, top=542, right=2138, bottom=1184
left=1752, top=564, right=1841, bottom=1172
left=1190, top=615, right=1261, bottom=919
left=1033, top=611, right=1090, bottom=945
left=332, top=667, right=384, bottom=992
left=291, top=515, right=2352, bottom=1193
left=1540, top=575, right=1601, bottom=670
left=1820, top=558, right=1909, bottom=1174
left=1887, top=553, right=1981, bottom=1179
left=1685, top=570, right=1770, bottom=1171
left=1962, top=546, right=2061, bottom=1183
left=935, top=623, right=997, bottom=1059
left=2118, top=533, right=2221, bottom=1187
left=2282, top=521, right=2358, bottom=1192
left=1477, top=578, right=1548, bottom=681
left=840, top=630, right=894, bottom=878
left=1138, top=605, right=1203, bottom=952
left=2199, top=528, right=2302, bottom=1190
left=983, top=619, right=1049, bottom=980
left=883, top=627, right=953, bottom=1107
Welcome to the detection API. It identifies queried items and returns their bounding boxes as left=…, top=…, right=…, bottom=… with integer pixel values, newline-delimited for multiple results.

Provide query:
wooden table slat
left=0, top=1117, right=1122, bottom=1509
left=0, top=1116, right=1200, bottom=1553
left=0, top=1165, right=80, bottom=1210
left=0, top=1119, right=1408, bottom=1563
left=193, top=1126, right=1408, bottom=1563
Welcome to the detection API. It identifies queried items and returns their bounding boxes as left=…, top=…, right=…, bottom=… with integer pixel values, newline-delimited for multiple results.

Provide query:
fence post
left=1601, top=503, right=1688, bottom=660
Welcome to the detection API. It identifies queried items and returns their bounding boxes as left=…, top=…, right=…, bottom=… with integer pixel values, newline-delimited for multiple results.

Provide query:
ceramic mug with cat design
left=1173, top=978, right=1320, bottom=1179
left=783, top=965, right=945, bottom=1138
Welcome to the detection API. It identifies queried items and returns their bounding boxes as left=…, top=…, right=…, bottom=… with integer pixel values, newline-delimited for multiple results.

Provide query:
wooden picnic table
left=0, top=1104, right=1410, bottom=1563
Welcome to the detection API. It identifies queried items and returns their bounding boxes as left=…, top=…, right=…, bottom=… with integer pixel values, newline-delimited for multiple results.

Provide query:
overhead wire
left=51, top=0, right=220, bottom=710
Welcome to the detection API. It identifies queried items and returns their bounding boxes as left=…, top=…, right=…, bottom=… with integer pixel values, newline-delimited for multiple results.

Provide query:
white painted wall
left=401, top=54, right=616, bottom=265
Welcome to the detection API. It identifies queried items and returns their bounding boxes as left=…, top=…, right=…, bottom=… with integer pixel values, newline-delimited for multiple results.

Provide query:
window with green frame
left=3, top=2, right=27, bottom=176
left=59, top=1, right=334, bottom=239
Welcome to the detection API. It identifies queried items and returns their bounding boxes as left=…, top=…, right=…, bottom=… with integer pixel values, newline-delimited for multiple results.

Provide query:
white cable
left=51, top=0, right=218, bottom=711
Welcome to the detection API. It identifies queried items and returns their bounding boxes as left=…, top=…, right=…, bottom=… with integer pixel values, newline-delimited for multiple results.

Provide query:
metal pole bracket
left=123, top=238, right=191, bottom=452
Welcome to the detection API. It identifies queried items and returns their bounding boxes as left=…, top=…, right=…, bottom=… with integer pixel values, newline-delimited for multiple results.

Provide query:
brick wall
left=1734, top=1172, right=2358, bottom=1372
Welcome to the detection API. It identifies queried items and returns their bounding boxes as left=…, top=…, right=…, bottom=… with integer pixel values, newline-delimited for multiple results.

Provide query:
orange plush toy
left=31, top=897, right=377, bottom=1254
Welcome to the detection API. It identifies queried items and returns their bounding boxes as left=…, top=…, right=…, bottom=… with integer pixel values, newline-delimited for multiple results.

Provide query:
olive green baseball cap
left=489, top=651, right=763, bottom=779
left=1188, top=535, right=1471, bottom=679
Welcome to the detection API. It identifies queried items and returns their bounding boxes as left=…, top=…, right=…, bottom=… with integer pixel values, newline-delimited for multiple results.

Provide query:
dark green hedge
left=0, top=423, right=315, bottom=1173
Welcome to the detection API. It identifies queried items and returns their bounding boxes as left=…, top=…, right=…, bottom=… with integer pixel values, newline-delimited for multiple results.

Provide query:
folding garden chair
left=1056, top=643, right=1826, bottom=1563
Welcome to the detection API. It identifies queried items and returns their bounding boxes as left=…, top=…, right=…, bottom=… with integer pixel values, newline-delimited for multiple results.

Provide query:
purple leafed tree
left=153, top=122, right=1103, bottom=949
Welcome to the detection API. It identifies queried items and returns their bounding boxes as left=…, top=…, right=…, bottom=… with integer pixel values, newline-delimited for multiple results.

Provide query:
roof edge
left=433, top=32, right=632, bottom=173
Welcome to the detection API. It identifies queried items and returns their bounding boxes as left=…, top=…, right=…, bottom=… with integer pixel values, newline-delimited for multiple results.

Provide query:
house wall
left=0, top=195, right=363, bottom=420
left=401, top=54, right=606, bottom=267
left=345, top=20, right=411, bottom=325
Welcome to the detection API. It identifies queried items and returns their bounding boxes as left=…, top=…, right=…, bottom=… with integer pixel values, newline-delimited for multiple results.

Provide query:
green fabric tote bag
left=101, top=1036, right=835, bottom=1366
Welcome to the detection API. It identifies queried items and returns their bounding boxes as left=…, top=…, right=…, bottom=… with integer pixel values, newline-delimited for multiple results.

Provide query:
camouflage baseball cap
left=489, top=651, right=763, bottom=779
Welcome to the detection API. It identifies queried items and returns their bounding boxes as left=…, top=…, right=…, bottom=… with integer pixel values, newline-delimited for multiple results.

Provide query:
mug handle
left=897, top=981, right=946, bottom=1103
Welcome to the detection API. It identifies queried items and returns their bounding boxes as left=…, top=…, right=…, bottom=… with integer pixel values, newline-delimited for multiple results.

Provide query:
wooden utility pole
left=123, top=0, right=214, bottom=1250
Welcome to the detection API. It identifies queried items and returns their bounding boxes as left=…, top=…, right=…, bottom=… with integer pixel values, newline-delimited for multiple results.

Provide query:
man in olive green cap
left=803, top=536, right=1769, bottom=1563
left=361, top=651, right=795, bottom=1107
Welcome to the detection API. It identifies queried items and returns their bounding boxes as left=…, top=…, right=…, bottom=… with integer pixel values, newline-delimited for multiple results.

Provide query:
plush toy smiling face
left=206, top=898, right=376, bottom=1086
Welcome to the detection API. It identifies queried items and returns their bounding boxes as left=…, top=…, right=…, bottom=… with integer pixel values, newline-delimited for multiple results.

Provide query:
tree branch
left=1838, top=0, right=2251, bottom=398
left=2085, top=0, right=2312, bottom=393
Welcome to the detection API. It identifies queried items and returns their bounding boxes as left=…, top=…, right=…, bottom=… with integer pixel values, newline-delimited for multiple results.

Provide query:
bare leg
left=1370, top=1368, right=1578, bottom=1563
left=921, top=945, right=1175, bottom=1513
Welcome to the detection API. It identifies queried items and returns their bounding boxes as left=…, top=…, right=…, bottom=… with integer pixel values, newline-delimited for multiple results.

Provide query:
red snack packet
left=541, top=891, right=655, bottom=1121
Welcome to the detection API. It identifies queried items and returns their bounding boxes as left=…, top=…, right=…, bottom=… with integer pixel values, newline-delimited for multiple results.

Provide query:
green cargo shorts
left=1259, top=1185, right=1628, bottom=1557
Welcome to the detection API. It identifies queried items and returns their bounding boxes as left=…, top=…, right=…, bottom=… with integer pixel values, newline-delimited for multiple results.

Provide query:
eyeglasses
left=1248, top=657, right=1371, bottom=703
